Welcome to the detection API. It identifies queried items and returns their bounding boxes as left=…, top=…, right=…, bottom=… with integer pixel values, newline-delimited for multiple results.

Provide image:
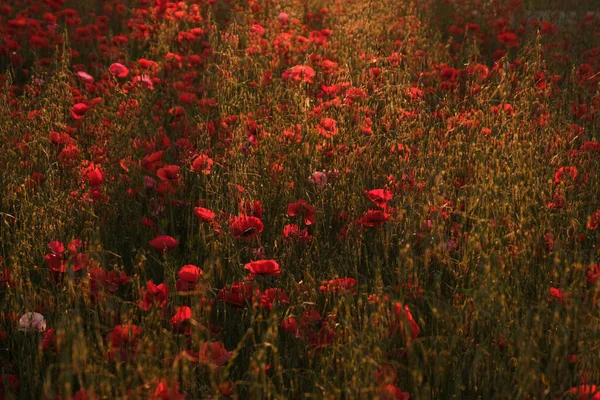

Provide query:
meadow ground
left=1, top=0, right=600, bottom=399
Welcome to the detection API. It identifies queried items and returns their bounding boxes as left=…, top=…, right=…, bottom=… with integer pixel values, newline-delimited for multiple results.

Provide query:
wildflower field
left=1, top=0, right=600, bottom=398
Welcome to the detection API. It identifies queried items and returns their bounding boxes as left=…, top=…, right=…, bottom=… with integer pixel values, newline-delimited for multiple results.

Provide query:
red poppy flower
left=87, top=264, right=107, bottom=298
left=406, top=87, right=423, bottom=101
left=282, top=224, right=312, bottom=243
left=71, top=103, right=89, bottom=119
left=0, top=374, right=19, bottom=396
left=105, top=324, right=143, bottom=361
left=178, top=264, right=202, bottom=283
left=191, top=154, right=213, bottom=174
left=308, top=324, right=336, bottom=348
left=198, top=341, right=232, bottom=368
left=0, top=267, right=14, bottom=289
left=42, top=329, right=56, bottom=351
left=586, top=263, right=600, bottom=285
left=282, top=65, right=315, bottom=83
left=26, top=172, right=45, bottom=190
left=44, top=240, right=87, bottom=283
left=149, top=235, right=178, bottom=253
left=280, top=317, right=299, bottom=334
left=554, top=166, right=578, bottom=184
left=287, top=200, right=316, bottom=225
left=569, top=385, right=600, bottom=400
left=218, top=281, right=254, bottom=308
left=152, top=378, right=186, bottom=400
left=378, top=384, right=411, bottom=400
left=86, top=166, right=103, bottom=187
left=300, top=308, right=323, bottom=328
left=257, top=288, right=290, bottom=310
left=142, top=151, right=164, bottom=174
left=170, top=306, right=192, bottom=333
left=548, top=287, right=567, bottom=305
left=546, top=193, right=566, bottom=210
left=239, top=199, right=263, bottom=218
left=44, top=253, right=62, bottom=272
left=534, top=71, right=547, bottom=90
left=218, top=382, right=234, bottom=397
left=156, top=165, right=180, bottom=181
left=106, top=270, right=129, bottom=292
left=391, top=302, right=420, bottom=339
left=194, top=207, right=215, bottom=223
left=138, top=58, right=159, bottom=71
left=109, top=62, right=129, bottom=78
left=48, top=241, right=64, bottom=255
left=319, top=278, right=356, bottom=294
left=320, top=59, right=338, bottom=74
left=440, top=66, right=459, bottom=81
left=138, top=280, right=169, bottom=311
left=317, top=117, right=338, bottom=138
left=68, top=239, right=83, bottom=254
left=58, top=144, right=80, bottom=165
left=365, top=189, right=394, bottom=209
left=357, top=210, right=391, bottom=229
left=230, top=215, right=264, bottom=239
left=244, top=259, right=281, bottom=276
left=176, top=264, right=202, bottom=291
left=497, top=31, right=519, bottom=48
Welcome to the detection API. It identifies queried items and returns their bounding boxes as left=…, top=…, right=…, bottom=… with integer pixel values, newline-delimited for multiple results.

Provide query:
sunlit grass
left=1, top=0, right=599, bottom=398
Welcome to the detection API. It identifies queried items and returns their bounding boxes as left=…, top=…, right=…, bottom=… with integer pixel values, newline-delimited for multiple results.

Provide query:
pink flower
left=278, top=12, right=289, bottom=23
left=133, top=74, right=153, bottom=89
left=308, top=171, right=327, bottom=187
left=18, top=312, right=46, bottom=332
left=76, top=71, right=94, bottom=84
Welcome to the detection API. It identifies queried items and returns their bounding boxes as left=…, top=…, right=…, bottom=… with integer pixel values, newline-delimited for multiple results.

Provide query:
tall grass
left=1, top=0, right=599, bottom=398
